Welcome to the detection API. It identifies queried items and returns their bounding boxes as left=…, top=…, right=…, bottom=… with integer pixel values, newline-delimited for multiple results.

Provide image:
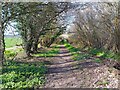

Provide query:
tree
left=2, top=2, right=73, bottom=56
left=73, top=2, right=118, bottom=52
left=0, top=3, right=5, bottom=67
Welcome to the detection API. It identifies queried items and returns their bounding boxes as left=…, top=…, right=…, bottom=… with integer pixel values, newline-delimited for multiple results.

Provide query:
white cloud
left=4, top=23, right=18, bottom=36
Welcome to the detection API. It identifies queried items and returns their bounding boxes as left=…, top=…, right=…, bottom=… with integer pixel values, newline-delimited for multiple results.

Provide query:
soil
left=14, top=45, right=119, bottom=88
left=43, top=45, right=119, bottom=88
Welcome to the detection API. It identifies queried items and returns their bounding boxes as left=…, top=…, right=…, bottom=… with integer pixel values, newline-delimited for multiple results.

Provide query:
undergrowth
left=64, top=42, right=117, bottom=62
left=1, top=60, right=47, bottom=89
left=5, top=48, right=24, bottom=60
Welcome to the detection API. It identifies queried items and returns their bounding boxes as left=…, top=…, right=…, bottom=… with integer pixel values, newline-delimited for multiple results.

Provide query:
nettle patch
left=1, top=60, right=47, bottom=89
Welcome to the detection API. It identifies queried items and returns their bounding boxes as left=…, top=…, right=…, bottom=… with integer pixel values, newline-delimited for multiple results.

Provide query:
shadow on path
left=47, top=61, right=102, bottom=74
left=43, top=45, right=106, bottom=88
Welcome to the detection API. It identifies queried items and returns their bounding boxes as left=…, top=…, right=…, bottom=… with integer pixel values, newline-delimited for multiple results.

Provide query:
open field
left=5, top=37, right=22, bottom=48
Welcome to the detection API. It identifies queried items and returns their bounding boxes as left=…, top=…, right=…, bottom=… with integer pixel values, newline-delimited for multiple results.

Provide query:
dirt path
left=43, top=45, right=119, bottom=88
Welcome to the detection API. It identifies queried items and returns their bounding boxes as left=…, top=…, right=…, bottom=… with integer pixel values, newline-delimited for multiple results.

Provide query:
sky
left=4, top=1, right=118, bottom=35
left=4, top=22, right=19, bottom=36
left=4, top=4, right=76, bottom=36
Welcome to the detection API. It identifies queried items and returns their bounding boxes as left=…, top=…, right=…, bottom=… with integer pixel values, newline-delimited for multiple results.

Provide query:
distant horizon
left=4, top=34, right=21, bottom=37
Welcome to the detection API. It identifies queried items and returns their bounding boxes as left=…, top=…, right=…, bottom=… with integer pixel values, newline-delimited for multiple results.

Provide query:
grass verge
left=64, top=42, right=118, bottom=63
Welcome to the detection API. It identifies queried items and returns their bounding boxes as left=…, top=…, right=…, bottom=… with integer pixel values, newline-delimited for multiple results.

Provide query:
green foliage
left=64, top=43, right=79, bottom=52
left=60, top=39, right=68, bottom=44
left=89, top=48, right=116, bottom=59
left=114, top=53, right=120, bottom=61
left=101, top=51, right=114, bottom=59
left=94, top=58, right=102, bottom=63
left=89, top=48, right=103, bottom=56
left=73, top=53, right=91, bottom=61
left=64, top=42, right=91, bottom=61
left=65, top=43, right=117, bottom=62
left=59, top=39, right=66, bottom=44
left=96, top=80, right=109, bottom=85
left=5, top=48, right=23, bottom=59
left=5, top=50, right=17, bottom=59
left=64, top=43, right=71, bottom=47
left=52, top=45, right=60, bottom=49
left=1, top=60, right=47, bottom=89
left=5, top=37, right=22, bottom=48
left=68, top=46, right=79, bottom=52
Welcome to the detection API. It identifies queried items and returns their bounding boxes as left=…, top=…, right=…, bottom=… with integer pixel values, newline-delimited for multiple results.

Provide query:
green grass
left=64, top=43, right=79, bottom=52
left=96, top=80, right=109, bottom=85
left=5, top=37, right=22, bottom=48
left=33, top=46, right=59, bottom=57
left=64, top=42, right=114, bottom=61
left=89, top=48, right=117, bottom=59
left=73, top=53, right=91, bottom=61
left=1, top=60, right=47, bottom=89
left=94, top=58, right=102, bottom=63
left=5, top=48, right=24, bottom=60
left=64, top=42, right=118, bottom=65
left=64, top=43, right=89, bottom=61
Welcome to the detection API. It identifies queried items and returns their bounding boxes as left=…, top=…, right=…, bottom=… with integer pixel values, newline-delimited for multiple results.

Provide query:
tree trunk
left=0, top=4, right=5, bottom=68
left=32, top=39, right=38, bottom=53
left=0, top=24, right=3, bottom=66
left=114, top=2, right=120, bottom=53
left=24, top=42, right=32, bottom=57
left=117, top=1, right=120, bottom=52
left=22, top=29, right=33, bottom=57
left=23, top=36, right=33, bottom=57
